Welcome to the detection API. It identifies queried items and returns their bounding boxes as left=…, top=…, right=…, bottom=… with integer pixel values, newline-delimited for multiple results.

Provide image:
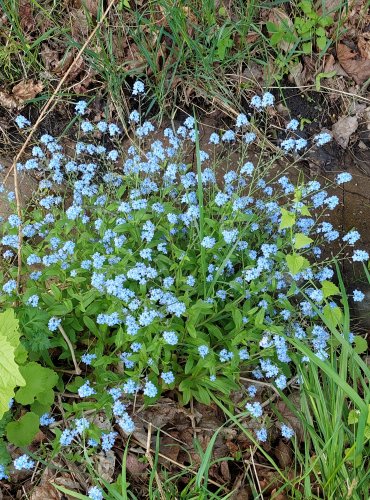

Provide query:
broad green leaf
left=293, top=233, right=313, bottom=249
left=321, top=280, right=340, bottom=298
left=279, top=209, right=296, bottom=230
left=0, top=310, right=25, bottom=419
left=348, top=409, right=359, bottom=425
left=15, top=362, right=58, bottom=406
left=354, top=336, right=368, bottom=355
left=6, top=412, right=39, bottom=447
left=286, top=254, right=310, bottom=275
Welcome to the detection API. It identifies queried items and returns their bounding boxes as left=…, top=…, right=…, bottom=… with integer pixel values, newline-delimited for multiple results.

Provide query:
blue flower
left=246, top=402, right=263, bottom=418
left=48, top=317, right=61, bottom=332
left=132, top=80, right=145, bottom=95
left=78, top=381, right=96, bottom=398
left=201, top=236, right=216, bottom=249
left=261, top=92, right=274, bottom=107
left=75, top=418, right=90, bottom=434
left=198, top=345, right=209, bottom=358
left=101, top=431, right=117, bottom=451
left=286, top=118, right=299, bottom=131
left=143, top=380, right=158, bottom=397
left=0, top=464, right=8, bottom=480
left=342, top=230, right=360, bottom=245
left=336, top=172, right=352, bottom=184
left=353, top=290, right=365, bottom=302
left=352, top=249, right=369, bottom=262
left=88, top=486, right=104, bottom=500
left=247, top=385, right=257, bottom=397
left=314, top=132, right=332, bottom=146
left=255, top=427, right=267, bottom=442
left=222, top=229, right=238, bottom=244
left=2, top=279, right=17, bottom=294
left=163, top=331, right=178, bottom=345
left=281, top=424, right=295, bottom=439
left=161, top=371, right=175, bottom=384
left=250, top=95, right=262, bottom=109
left=15, top=115, right=31, bottom=128
left=40, top=413, right=55, bottom=426
left=118, top=413, right=136, bottom=433
left=81, top=353, right=97, bottom=365
left=75, top=100, right=88, bottom=115
left=222, top=130, right=235, bottom=142
left=209, top=132, right=220, bottom=144
left=13, top=454, right=35, bottom=470
left=236, top=113, right=249, bottom=127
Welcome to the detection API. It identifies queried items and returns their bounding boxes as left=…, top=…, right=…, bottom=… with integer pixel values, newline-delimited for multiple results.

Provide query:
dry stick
left=7, top=0, right=117, bottom=289
left=58, top=324, right=81, bottom=375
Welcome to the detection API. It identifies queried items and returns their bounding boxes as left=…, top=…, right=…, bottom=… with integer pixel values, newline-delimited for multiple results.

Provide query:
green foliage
left=6, top=411, right=39, bottom=447
left=15, top=361, right=58, bottom=407
left=0, top=310, right=25, bottom=419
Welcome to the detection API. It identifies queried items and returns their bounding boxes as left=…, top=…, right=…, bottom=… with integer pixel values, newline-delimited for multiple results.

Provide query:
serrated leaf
left=279, top=208, right=296, bottom=230
left=286, top=254, right=310, bottom=275
left=294, top=233, right=313, bottom=249
left=6, top=412, right=39, bottom=446
left=321, top=280, right=340, bottom=298
left=354, top=336, right=367, bottom=354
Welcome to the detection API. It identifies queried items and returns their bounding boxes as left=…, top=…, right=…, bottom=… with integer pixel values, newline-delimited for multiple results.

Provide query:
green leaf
left=15, top=362, right=58, bottom=406
left=0, top=311, right=25, bottom=419
left=316, top=36, right=327, bottom=51
left=6, top=412, right=39, bottom=446
left=302, top=41, right=312, bottom=54
left=279, top=208, right=296, bottom=230
left=323, top=304, right=342, bottom=329
left=321, top=280, right=340, bottom=298
left=286, top=254, right=310, bottom=275
left=354, top=336, right=368, bottom=355
left=348, top=409, right=359, bottom=425
left=299, top=0, right=312, bottom=14
left=293, top=233, right=313, bottom=249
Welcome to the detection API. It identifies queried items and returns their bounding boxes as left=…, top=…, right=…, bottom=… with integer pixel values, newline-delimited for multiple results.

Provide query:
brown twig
left=7, top=0, right=117, bottom=290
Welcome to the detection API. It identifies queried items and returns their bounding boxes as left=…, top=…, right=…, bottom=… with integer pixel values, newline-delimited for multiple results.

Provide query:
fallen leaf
left=12, top=80, right=43, bottom=101
left=332, top=115, right=358, bottom=148
left=125, top=454, right=148, bottom=476
left=30, top=483, right=61, bottom=500
left=19, top=0, right=35, bottom=34
left=275, top=439, right=293, bottom=468
left=337, top=43, right=370, bottom=84
left=276, top=393, right=304, bottom=442
left=0, top=91, right=19, bottom=109
left=358, top=33, right=370, bottom=60
left=93, top=450, right=115, bottom=483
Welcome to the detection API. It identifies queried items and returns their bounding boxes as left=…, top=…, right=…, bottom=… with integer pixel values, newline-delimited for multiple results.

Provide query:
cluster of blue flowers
left=0, top=83, right=368, bottom=482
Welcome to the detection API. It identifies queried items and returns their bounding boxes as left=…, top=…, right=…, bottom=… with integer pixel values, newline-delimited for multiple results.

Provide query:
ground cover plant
left=0, top=82, right=369, bottom=498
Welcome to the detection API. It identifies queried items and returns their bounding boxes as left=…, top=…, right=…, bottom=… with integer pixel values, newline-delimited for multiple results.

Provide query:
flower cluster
left=0, top=84, right=367, bottom=479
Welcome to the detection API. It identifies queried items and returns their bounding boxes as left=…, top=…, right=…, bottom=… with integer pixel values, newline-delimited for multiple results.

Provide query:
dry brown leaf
left=93, top=450, right=115, bottom=483
left=268, top=8, right=296, bottom=53
left=275, top=439, right=293, bottom=469
left=70, top=8, right=89, bottom=43
left=19, top=0, right=35, bottom=34
left=0, top=91, right=19, bottom=110
left=332, top=115, right=358, bottom=148
left=12, top=80, right=43, bottom=101
left=125, top=454, right=148, bottom=476
left=276, top=393, right=304, bottom=442
left=30, top=483, right=61, bottom=500
left=337, top=43, right=370, bottom=84
left=358, top=33, right=370, bottom=60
